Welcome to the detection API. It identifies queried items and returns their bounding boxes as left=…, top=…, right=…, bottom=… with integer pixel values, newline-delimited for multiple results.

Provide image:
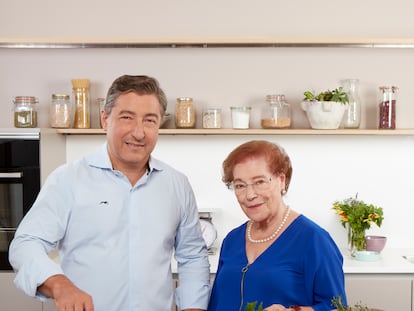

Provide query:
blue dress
left=207, top=215, right=346, bottom=311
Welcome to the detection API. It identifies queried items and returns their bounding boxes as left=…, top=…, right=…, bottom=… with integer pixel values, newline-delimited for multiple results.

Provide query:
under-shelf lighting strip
left=2, top=42, right=414, bottom=49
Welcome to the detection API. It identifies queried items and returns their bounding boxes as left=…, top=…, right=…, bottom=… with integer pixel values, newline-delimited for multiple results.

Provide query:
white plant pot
left=301, top=101, right=347, bottom=129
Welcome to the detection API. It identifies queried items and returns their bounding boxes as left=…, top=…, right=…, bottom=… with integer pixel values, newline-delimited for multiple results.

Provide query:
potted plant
left=332, top=194, right=384, bottom=256
left=301, top=87, right=349, bottom=129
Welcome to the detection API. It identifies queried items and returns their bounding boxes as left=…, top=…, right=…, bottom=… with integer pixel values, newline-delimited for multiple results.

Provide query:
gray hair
left=105, top=75, right=167, bottom=116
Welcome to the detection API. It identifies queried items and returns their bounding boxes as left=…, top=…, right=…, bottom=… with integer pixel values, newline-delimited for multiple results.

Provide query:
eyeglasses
left=227, top=177, right=273, bottom=194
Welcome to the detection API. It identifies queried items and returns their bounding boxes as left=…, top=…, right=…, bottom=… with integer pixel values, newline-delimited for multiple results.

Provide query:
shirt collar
left=86, top=142, right=164, bottom=174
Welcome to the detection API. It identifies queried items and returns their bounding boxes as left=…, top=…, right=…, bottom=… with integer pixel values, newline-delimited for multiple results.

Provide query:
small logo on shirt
left=99, top=201, right=109, bottom=206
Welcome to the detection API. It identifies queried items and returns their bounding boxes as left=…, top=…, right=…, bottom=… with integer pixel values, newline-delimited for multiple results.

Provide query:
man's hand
left=38, top=274, right=94, bottom=311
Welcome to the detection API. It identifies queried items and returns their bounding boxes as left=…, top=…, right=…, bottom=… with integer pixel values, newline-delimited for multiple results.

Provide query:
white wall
left=2, top=0, right=414, bottom=250
left=65, top=134, right=414, bottom=249
left=2, top=0, right=414, bottom=40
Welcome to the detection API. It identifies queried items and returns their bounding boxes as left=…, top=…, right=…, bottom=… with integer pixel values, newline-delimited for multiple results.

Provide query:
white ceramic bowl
left=300, top=101, right=347, bottom=129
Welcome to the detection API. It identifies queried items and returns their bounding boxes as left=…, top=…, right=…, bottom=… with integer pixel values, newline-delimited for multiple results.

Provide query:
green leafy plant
left=332, top=193, right=384, bottom=251
left=303, top=87, right=349, bottom=104
left=246, top=301, right=264, bottom=311
left=332, top=295, right=370, bottom=311
left=332, top=194, right=384, bottom=232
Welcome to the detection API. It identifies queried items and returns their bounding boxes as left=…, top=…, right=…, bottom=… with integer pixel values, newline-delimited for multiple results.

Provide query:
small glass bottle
left=341, top=79, right=361, bottom=128
left=72, top=79, right=90, bottom=129
left=50, top=94, right=71, bottom=128
left=175, top=97, right=196, bottom=128
left=13, top=96, right=38, bottom=128
left=202, top=108, right=222, bottom=128
left=260, top=94, right=291, bottom=129
left=378, top=86, right=398, bottom=129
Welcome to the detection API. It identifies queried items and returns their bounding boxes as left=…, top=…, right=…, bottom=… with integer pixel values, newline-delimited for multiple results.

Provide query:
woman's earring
left=281, top=189, right=287, bottom=195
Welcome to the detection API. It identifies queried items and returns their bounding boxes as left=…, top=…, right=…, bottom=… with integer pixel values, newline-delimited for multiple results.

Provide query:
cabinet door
left=43, top=299, right=57, bottom=311
left=345, top=277, right=411, bottom=311
left=0, top=272, right=42, bottom=311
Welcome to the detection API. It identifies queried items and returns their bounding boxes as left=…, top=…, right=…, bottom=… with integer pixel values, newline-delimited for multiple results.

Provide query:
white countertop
left=343, top=248, right=414, bottom=274
left=172, top=248, right=414, bottom=274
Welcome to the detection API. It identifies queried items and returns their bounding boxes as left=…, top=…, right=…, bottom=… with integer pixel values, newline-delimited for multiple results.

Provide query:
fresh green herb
left=303, top=87, right=349, bottom=104
left=246, top=301, right=264, bottom=311
left=332, top=194, right=384, bottom=232
left=331, top=295, right=370, bottom=310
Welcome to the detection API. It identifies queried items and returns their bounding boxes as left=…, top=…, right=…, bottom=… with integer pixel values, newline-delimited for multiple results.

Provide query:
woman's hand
left=264, top=305, right=313, bottom=311
left=263, top=304, right=290, bottom=311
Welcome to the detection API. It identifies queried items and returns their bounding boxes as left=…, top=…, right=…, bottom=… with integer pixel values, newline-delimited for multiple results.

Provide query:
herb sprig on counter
left=331, top=295, right=370, bottom=311
left=246, top=301, right=264, bottom=311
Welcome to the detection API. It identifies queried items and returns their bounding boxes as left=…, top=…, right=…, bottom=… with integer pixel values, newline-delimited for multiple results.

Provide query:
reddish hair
left=222, top=140, right=292, bottom=191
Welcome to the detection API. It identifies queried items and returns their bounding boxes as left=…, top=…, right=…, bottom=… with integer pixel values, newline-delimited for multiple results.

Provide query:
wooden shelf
left=55, top=128, right=414, bottom=136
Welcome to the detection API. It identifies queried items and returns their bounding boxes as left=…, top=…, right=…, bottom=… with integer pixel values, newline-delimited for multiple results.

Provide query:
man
left=9, top=75, right=210, bottom=311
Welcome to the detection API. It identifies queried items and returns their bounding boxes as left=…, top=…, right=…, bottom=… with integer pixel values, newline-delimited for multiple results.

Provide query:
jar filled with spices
left=50, top=94, right=71, bottom=128
left=72, top=79, right=90, bottom=129
left=13, top=96, right=38, bottom=128
left=378, top=86, right=398, bottom=129
left=175, top=97, right=196, bottom=128
left=260, top=94, right=291, bottom=129
left=202, top=108, right=221, bottom=128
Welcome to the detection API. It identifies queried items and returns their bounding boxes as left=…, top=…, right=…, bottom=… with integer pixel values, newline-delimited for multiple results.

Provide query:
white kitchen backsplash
left=65, top=134, right=414, bottom=250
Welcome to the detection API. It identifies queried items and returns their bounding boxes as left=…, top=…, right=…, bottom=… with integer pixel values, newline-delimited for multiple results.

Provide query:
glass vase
left=347, top=224, right=366, bottom=257
left=341, top=79, right=361, bottom=128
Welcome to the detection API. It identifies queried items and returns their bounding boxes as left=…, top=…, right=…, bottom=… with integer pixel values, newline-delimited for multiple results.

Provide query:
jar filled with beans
left=378, top=86, right=398, bottom=129
left=175, top=97, right=196, bottom=128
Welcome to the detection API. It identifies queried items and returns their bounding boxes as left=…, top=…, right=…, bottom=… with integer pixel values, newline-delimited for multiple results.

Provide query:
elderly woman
left=207, top=140, right=346, bottom=311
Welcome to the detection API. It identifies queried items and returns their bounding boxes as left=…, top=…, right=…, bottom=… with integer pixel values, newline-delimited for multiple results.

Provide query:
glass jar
left=202, top=108, right=221, bottom=128
left=13, top=96, right=38, bottom=128
left=260, top=94, right=291, bottom=129
left=50, top=94, right=71, bottom=128
left=175, top=97, right=196, bottom=128
left=72, top=79, right=90, bottom=129
left=96, top=98, right=106, bottom=128
left=341, top=79, right=361, bottom=128
left=378, top=86, right=398, bottom=129
left=231, top=106, right=251, bottom=129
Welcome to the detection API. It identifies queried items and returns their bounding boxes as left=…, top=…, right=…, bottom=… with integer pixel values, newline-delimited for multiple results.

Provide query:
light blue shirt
left=9, top=143, right=211, bottom=311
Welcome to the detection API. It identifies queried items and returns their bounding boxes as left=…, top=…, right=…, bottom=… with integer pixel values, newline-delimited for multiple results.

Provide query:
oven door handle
left=0, top=172, right=23, bottom=178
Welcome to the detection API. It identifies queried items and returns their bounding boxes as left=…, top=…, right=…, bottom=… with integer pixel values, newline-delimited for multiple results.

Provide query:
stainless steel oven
left=0, top=129, right=40, bottom=270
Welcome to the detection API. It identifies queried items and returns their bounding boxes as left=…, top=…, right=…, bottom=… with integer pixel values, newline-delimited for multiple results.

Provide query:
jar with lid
left=260, top=94, right=291, bottom=129
left=378, top=86, right=398, bottom=129
left=202, top=108, right=222, bottom=128
left=13, top=96, right=38, bottom=128
left=175, top=97, right=196, bottom=128
left=50, top=94, right=71, bottom=128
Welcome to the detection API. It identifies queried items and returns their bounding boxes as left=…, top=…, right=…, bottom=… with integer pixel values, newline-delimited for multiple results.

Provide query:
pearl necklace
left=247, top=207, right=291, bottom=244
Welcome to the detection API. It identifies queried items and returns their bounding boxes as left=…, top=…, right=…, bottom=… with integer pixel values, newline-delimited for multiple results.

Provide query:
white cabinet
left=0, top=272, right=42, bottom=311
left=345, top=275, right=412, bottom=311
left=43, top=299, right=57, bottom=311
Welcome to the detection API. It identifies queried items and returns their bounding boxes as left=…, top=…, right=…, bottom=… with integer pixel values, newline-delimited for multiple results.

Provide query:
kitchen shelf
left=55, top=128, right=414, bottom=136
left=2, top=38, right=414, bottom=49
